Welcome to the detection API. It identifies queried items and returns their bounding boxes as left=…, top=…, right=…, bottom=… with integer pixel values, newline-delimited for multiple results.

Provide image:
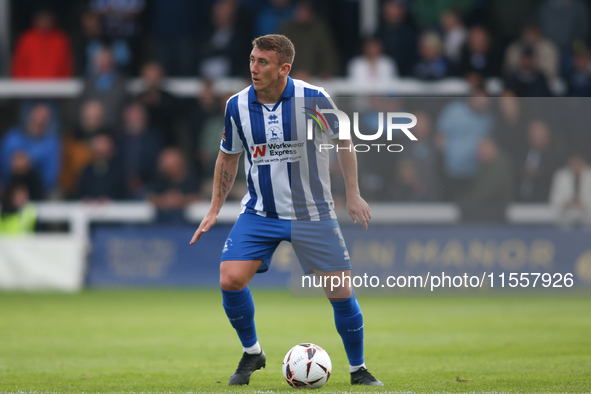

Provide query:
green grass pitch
left=0, top=289, right=590, bottom=393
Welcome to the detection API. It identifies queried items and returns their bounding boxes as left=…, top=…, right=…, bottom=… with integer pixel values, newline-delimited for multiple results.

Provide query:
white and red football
left=282, top=343, right=332, bottom=389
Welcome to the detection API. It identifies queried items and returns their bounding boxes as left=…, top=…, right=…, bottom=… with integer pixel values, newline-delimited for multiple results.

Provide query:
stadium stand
left=0, top=0, right=590, bottom=238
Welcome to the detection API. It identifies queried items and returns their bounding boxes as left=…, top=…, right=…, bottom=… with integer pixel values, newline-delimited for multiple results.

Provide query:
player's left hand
left=346, top=194, right=372, bottom=229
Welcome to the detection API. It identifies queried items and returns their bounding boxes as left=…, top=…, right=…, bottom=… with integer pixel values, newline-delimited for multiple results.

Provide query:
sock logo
left=347, top=325, right=364, bottom=332
left=228, top=316, right=244, bottom=322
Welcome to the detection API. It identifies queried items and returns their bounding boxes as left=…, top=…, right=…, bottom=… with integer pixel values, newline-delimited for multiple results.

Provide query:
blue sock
left=330, top=294, right=364, bottom=366
left=221, top=287, right=258, bottom=348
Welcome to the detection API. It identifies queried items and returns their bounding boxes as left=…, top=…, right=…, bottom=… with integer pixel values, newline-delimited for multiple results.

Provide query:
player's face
left=249, top=48, right=286, bottom=92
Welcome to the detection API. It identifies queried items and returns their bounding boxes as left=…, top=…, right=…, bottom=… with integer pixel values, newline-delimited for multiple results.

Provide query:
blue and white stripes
left=220, top=77, right=338, bottom=221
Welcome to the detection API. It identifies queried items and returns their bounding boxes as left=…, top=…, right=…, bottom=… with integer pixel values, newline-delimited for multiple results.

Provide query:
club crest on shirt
left=267, top=126, right=281, bottom=142
left=222, top=238, right=233, bottom=253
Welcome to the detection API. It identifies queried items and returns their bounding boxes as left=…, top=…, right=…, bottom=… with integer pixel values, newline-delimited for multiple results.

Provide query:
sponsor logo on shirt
left=249, top=141, right=305, bottom=164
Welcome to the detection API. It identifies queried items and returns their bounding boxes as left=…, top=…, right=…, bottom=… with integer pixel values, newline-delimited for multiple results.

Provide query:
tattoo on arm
left=216, top=162, right=234, bottom=199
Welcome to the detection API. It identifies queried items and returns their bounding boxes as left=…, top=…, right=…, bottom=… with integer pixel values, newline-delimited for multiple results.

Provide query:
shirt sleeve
left=220, top=98, right=244, bottom=154
left=316, top=90, right=339, bottom=140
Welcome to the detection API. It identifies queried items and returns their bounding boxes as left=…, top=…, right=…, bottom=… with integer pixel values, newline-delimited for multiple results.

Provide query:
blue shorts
left=220, top=213, right=352, bottom=274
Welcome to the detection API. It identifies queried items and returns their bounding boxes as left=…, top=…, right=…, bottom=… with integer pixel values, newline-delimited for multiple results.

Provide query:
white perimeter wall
left=0, top=235, right=86, bottom=291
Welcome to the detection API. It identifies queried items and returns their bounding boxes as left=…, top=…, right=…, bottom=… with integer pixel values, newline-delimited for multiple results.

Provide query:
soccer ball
left=282, top=343, right=332, bottom=389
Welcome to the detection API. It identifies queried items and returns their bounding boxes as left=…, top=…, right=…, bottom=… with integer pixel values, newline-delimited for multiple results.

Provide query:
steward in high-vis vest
left=0, top=184, right=37, bottom=234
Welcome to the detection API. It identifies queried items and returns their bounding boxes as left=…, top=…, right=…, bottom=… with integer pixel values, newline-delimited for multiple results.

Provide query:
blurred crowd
left=2, top=0, right=591, bottom=227
left=345, top=94, right=591, bottom=224
left=7, top=0, right=591, bottom=86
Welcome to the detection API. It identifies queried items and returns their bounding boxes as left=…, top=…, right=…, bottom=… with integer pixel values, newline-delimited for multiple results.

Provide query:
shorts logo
left=333, top=227, right=349, bottom=260
left=222, top=127, right=227, bottom=141
left=222, top=238, right=233, bottom=253
left=333, top=227, right=346, bottom=248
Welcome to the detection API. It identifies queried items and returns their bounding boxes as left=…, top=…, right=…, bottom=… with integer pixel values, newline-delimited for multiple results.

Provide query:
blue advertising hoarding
left=88, top=224, right=591, bottom=292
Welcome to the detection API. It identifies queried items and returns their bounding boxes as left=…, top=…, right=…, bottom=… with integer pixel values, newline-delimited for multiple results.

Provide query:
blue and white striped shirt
left=220, top=77, right=339, bottom=221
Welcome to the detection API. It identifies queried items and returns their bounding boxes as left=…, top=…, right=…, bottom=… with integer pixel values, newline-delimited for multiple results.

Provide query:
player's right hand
left=190, top=212, right=218, bottom=244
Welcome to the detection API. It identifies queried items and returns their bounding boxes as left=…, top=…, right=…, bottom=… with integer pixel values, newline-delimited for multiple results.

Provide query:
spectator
left=487, top=0, right=539, bottom=47
left=135, top=62, right=178, bottom=146
left=550, top=153, right=591, bottom=227
left=89, top=0, right=147, bottom=74
left=119, top=103, right=162, bottom=199
left=347, top=38, right=398, bottom=83
left=413, top=31, right=448, bottom=80
left=399, top=111, right=441, bottom=201
left=59, top=100, right=110, bottom=198
left=199, top=0, right=249, bottom=79
left=412, top=0, right=476, bottom=29
left=354, top=96, right=405, bottom=201
left=504, top=45, right=553, bottom=97
left=280, top=1, right=339, bottom=79
left=11, top=9, right=71, bottom=135
left=455, top=26, right=500, bottom=78
left=538, top=0, right=590, bottom=56
left=11, top=9, right=73, bottom=79
left=75, top=100, right=113, bottom=143
left=504, top=24, right=560, bottom=80
left=493, top=91, right=529, bottom=157
left=463, top=70, right=485, bottom=90
left=73, top=12, right=105, bottom=76
left=566, top=43, right=591, bottom=97
left=187, top=81, right=222, bottom=179
left=388, top=158, right=431, bottom=202
left=195, top=94, right=226, bottom=179
left=5, top=151, right=45, bottom=201
left=72, top=10, right=140, bottom=76
left=78, top=47, right=129, bottom=130
left=436, top=92, right=494, bottom=200
left=77, top=133, right=128, bottom=201
left=376, top=0, right=418, bottom=76
left=459, top=138, right=514, bottom=222
left=148, top=148, right=201, bottom=223
left=440, top=9, right=467, bottom=67
left=151, top=0, right=203, bottom=76
left=256, top=0, right=295, bottom=36
left=326, top=0, right=361, bottom=67
left=516, top=121, right=562, bottom=202
left=0, top=104, right=60, bottom=194
left=561, top=92, right=591, bottom=155
left=0, top=183, right=37, bottom=234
